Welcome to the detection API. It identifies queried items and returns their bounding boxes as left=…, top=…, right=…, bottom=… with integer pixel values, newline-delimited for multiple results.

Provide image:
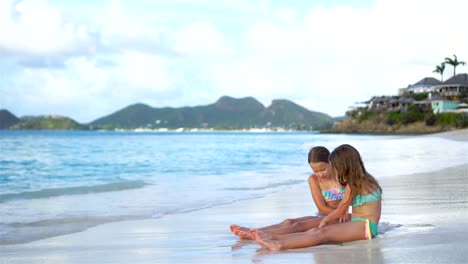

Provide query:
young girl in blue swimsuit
left=230, top=146, right=347, bottom=239
left=251, top=144, right=382, bottom=250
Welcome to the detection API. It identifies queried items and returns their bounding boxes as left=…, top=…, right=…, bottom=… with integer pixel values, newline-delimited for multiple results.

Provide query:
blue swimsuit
left=351, top=188, right=382, bottom=239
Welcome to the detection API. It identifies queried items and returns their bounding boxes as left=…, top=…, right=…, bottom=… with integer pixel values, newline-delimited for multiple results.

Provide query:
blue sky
left=1, top=0, right=468, bottom=123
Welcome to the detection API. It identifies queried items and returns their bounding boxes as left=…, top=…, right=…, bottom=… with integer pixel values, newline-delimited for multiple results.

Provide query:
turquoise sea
left=0, top=131, right=467, bottom=245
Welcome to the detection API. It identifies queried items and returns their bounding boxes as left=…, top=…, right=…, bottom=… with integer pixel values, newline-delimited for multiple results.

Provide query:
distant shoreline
left=3, top=127, right=468, bottom=136
left=4, top=127, right=468, bottom=135
left=1, top=128, right=319, bottom=133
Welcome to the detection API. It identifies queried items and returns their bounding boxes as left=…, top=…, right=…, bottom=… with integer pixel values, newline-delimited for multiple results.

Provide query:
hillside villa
left=398, top=77, right=442, bottom=95
left=348, top=73, right=468, bottom=116
left=431, top=73, right=468, bottom=98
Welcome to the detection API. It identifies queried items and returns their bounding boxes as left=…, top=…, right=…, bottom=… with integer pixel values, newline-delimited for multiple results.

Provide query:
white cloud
left=274, top=8, right=297, bottom=24
left=4, top=50, right=174, bottom=122
left=2, top=0, right=468, bottom=121
left=231, top=0, right=468, bottom=115
left=172, top=22, right=231, bottom=56
left=98, top=0, right=166, bottom=52
left=0, top=0, right=94, bottom=56
left=118, top=51, right=172, bottom=93
left=7, top=57, right=109, bottom=119
left=247, top=22, right=307, bottom=60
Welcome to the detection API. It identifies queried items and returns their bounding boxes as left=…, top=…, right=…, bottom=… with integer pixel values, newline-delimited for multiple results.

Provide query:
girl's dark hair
left=329, top=144, right=382, bottom=197
left=308, top=146, right=330, bottom=163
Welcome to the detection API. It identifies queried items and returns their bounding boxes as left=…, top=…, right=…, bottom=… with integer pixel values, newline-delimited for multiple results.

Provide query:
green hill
left=90, top=96, right=334, bottom=131
left=0, top=109, right=20, bottom=129
left=10, top=116, right=85, bottom=130
left=261, top=99, right=334, bottom=130
left=1, top=96, right=334, bottom=131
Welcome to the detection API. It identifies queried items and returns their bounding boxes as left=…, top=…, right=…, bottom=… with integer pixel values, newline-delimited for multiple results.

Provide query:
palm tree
left=444, top=54, right=466, bottom=76
left=433, top=63, right=445, bottom=82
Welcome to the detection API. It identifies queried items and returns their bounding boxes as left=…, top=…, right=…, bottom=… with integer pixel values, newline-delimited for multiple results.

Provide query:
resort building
left=413, top=94, right=445, bottom=113
left=360, top=96, right=415, bottom=112
left=398, top=77, right=441, bottom=95
left=432, top=73, right=468, bottom=98
left=346, top=73, right=468, bottom=117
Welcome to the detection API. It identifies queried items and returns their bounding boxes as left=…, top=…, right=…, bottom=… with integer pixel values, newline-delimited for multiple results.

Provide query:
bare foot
left=250, top=229, right=274, bottom=240
left=234, top=226, right=253, bottom=239
left=254, top=232, right=282, bottom=251
left=230, top=224, right=241, bottom=233
left=231, top=225, right=253, bottom=239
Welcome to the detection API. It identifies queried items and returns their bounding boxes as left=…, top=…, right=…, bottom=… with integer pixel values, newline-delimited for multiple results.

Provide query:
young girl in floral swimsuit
left=230, top=146, right=347, bottom=239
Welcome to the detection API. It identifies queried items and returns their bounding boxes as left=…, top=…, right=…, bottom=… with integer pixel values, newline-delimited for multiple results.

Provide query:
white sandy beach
left=1, top=129, right=467, bottom=264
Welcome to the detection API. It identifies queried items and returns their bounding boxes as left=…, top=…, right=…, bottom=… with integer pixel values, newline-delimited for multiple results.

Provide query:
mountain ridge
left=0, top=96, right=334, bottom=131
left=90, top=96, right=333, bottom=130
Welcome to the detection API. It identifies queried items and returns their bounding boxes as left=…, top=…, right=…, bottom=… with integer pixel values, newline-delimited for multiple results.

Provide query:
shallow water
left=0, top=130, right=467, bottom=244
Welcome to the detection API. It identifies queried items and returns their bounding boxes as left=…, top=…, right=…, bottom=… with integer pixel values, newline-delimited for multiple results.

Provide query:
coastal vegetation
left=432, top=63, right=445, bottom=82
left=331, top=54, right=468, bottom=134
left=444, top=54, right=466, bottom=76
left=332, top=109, right=467, bottom=134
left=9, top=115, right=86, bottom=130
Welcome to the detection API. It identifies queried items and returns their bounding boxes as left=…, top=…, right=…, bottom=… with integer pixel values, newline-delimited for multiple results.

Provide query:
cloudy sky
left=1, top=0, right=467, bottom=123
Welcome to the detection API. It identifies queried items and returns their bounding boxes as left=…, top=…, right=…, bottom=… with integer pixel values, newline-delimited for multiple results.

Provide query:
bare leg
left=263, top=217, right=323, bottom=235
left=250, top=229, right=314, bottom=241
left=255, top=221, right=367, bottom=250
left=250, top=229, right=275, bottom=240
left=254, top=232, right=282, bottom=251
left=258, top=216, right=316, bottom=231
left=230, top=216, right=317, bottom=239
left=259, top=217, right=341, bottom=237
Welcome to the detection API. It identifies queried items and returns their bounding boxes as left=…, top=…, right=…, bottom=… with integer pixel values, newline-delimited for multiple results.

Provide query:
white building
left=398, top=77, right=441, bottom=95
left=432, top=73, right=468, bottom=98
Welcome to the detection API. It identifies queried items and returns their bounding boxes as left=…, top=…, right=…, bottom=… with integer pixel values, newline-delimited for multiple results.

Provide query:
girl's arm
left=319, top=184, right=352, bottom=227
left=308, top=175, right=338, bottom=215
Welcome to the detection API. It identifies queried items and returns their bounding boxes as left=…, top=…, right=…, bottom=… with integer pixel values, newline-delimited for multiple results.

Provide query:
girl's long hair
left=329, top=144, right=382, bottom=198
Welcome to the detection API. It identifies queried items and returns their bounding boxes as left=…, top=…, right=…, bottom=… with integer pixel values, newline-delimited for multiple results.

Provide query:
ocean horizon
left=1, top=130, right=467, bottom=245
